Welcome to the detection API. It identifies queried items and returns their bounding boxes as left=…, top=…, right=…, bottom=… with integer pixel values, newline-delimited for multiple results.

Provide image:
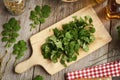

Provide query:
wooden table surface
left=0, top=0, right=120, bottom=80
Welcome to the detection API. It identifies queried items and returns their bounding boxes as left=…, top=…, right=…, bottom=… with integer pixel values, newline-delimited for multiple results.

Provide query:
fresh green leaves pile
left=13, top=40, right=27, bottom=59
left=33, top=75, right=44, bottom=80
left=41, top=16, right=96, bottom=67
left=1, top=18, right=20, bottom=48
left=30, top=5, right=51, bottom=31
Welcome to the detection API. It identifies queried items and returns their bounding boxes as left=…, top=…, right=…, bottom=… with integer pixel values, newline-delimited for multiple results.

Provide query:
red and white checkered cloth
left=66, top=60, right=120, bottom=80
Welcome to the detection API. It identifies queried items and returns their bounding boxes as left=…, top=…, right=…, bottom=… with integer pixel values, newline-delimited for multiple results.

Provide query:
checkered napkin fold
left=66, top=60, right=120, bottom=80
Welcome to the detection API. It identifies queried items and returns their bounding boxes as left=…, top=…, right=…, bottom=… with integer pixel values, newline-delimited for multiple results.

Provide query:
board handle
left=15, top=55, right=36, bottom=73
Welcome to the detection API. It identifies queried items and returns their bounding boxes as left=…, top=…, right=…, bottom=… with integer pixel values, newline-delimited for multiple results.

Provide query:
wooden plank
left=0, top=0, right=42, bottom=80
left=108, top=19, right=120, bottom=80
left=0, top=0, right=112, bottom=80
left=0, top=0, right=9, bottom=80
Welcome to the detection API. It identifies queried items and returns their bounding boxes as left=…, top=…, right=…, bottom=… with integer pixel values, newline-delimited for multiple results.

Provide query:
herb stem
left=0, top=50, right=8, bottom=80
left=2, top=53, right=12, bottom=75
left=13, top=59, right=17, bottom=66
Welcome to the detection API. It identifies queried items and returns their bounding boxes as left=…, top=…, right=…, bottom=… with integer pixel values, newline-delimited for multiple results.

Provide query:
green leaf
left=12, top=40, right=27, bottom=59
left=33, top=75, right=44, bottom=80
left=30, top=5, right=51, bottom=31
left=79, top=17, right=85, bottom=23
left=13, top=44, right=20, bottom=51
left=35, top=5, right=41, bottom=13
left=13, top=24, right=21, bottom=31
left=84, top=16, right=93, bottom=24
left=68, top=41, right=76, bottom=56
left=82, top=43, right=89, bottom=52
left=117, top=25, right=120, bottom=30
left=74, top=43, right=80, bottom=53
left=60, top=55, right=67, bottom=67
left=117, top=25, right=120, bottom=38
left=1, top=18, right=21, bottom=48
left=30, top=11, right=37, bottom=20
left=30, top=23, right=36, bottom=28
left=89, top=35, right=95, bottom=42
left=41, top=43, right=51, bottom=59
left=16, top=52, right=24, bottom=59
left=21, top=47, right=27, bottom=52
left=79, top=29, right=90, bottom=36
left=48, top=35, right=57, bottom=42
left=65, top=32, right=72, bottom=39
left=1, top=31, right=10, bottom=36
left=2, top=37, right=8, bottom=42
left=39, top=17, right=45, bottom=23
left=89, top=27, right=95, bottom=33
left=63, top=37, right=69, bottom=46
left=41, top=5, right=51, bottom=18
left=89, top=17, right=93, bottom=24
left=3, top=23, right=11, bottom=30
left=54, top=41, right=63, bottom=50
left=67, top=55, right=77, bottom=62
left=53, top=28, right=61, bottom=38
left=80, top=36, right=90, bottom=43
left=8, top=18, right=17, bottom=27
left=34, top=19, right=40, bottom=25
left=30, top=11, right=36, bottom=18
left=18, top=40, right=26, bottom=46
left=70, top=29, right=78, bottom=40
left=50, top=51, right=58, bottom=63
left=12, top=33, right=19, bottom=38
left=9, top=38, right=16, bottom=43
left=13, top=50, right=19, bottom=55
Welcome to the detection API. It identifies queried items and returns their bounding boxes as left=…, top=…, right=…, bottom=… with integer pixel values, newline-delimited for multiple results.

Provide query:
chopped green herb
left=12, top=40, right=27, bottom=59
left=30, top=5, right=51, bottom=31
left=41, top=16, right=96, bottom=67
left=1, top=18, right=21, bottom=48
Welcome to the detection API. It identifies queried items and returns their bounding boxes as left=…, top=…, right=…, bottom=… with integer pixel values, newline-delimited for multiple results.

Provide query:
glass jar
left=106, top=0, right=120, bottom=19
left=96, top=0, right=105, bottom=3
left=3, top=0, right=26, bottom=15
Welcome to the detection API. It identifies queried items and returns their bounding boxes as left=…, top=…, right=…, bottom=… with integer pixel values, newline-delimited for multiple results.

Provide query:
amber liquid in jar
left=106, top=0, right=120, bottom=19
left=96, top=0, right=105, bottom=3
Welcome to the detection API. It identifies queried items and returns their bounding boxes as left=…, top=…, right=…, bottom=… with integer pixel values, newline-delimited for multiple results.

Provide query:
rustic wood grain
left=108, top=19, right=120, bottom=80
left=0, top=0, right=119, bottom=80
left=15, top=6, right=112, bottom=75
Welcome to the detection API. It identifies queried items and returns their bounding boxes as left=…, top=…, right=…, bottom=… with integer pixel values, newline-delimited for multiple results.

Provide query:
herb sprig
left=13, top=40, right=27, bottom=59
left=41, top=16, right=96, bottom=67
left=33, top=75, right=44, bottom=80
left=30, top=5, right=51, bottom=31
left=1, top=18, right=21, bottom=48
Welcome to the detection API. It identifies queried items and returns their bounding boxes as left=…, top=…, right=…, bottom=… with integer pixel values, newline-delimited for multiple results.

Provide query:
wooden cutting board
left=15, top=6, right=112, bottom=75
